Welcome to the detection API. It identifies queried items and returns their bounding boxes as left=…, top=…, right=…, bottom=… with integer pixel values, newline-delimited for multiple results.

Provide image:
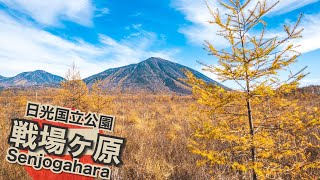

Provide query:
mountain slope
left=0, top=70, right=64, bottom=88
left=0, top=75, right=7, bottom=81
left=298, top=85, right=320, bottom=95
left=84, top=57, right=227, bottom=94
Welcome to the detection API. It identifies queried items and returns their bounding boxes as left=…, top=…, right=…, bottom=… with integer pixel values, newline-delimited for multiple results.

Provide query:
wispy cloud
left=0, top=11, right=179, bottom=78
left=172, top=0, right=319, bottom=50
left=260, top=0, right=319, bottom=16
left=130, top=12, right=143, bottom=17
left=171, top=0, right=228, bottom=47
left=0, top=0, right=93, bottom=26
left=263, top=12, right=320, bottom=53
left=95, top=7, right=109, bottom=18
left=294, top=13, right=320, bottom=53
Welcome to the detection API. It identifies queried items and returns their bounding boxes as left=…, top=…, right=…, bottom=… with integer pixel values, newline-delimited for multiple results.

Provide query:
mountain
left=0, top=58, right=228, bottom=94
left=0, top=75, right=7, bottom=81
left=84, top=57, right=227, bottom=94
left=0, top=70, right=64, bottom=88
left=298, top=85, right=320, bottom=95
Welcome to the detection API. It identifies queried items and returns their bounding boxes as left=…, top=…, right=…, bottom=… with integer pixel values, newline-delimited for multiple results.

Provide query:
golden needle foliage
left=186, top=0, right=320, bottom=179
left=56, top=62, right=89, bottom=109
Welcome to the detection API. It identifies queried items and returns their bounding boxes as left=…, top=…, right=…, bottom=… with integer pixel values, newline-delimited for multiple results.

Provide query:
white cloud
left=263, top=12, right=320, bottom=53
left=130, top=12, right=143, bottom=17
left=294, top=13, right=320, bottom=53
left=172, top=0, right=319, bottom=48
left=171, top=0, right=228, bottom=47
left=261, top=0, right=318, bottom=16
left=0, top=0, right=93, bottom=26
left=0, top=11, right=179, bottom=78
left=95, top=7, right=109, bottom=17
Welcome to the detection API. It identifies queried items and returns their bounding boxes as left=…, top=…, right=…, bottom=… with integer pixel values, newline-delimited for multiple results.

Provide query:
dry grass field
left=0, top=88, right=319, bottom=180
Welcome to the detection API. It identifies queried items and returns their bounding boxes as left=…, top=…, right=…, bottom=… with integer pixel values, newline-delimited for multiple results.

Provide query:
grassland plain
left=0, top=88, right=319, bottom=179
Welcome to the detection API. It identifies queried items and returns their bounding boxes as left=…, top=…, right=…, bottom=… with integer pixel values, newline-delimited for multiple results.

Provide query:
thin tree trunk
left=246, top=80, right=257, bottom=180
left=238, top=6, right=257, bottom=178
left=247, top=97, right=257, bottom=180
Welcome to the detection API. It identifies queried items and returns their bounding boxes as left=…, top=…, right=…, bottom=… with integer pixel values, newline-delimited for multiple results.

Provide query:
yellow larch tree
left=89, top=79, right=113, bottom=114
left=185, top=0, right=320, bottom=179
left=55, top=61, right=88, bottom=110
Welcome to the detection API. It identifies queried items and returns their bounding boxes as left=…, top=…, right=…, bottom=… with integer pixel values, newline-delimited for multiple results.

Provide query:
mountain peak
left=0, top=58, right=228, bottom=93
left=140, top=57, right=173, bottom=63
left=84, top=57, right=227, bottom=94
left=145, top=57, right=167, bottom=61
left=0, top=70, right=64, bottom=88
left=33, top=70, right=47, bottom=73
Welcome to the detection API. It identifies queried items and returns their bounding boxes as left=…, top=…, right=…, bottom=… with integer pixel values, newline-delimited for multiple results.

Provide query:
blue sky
left=0, top=0, right=319, bottom=88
